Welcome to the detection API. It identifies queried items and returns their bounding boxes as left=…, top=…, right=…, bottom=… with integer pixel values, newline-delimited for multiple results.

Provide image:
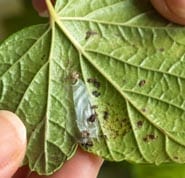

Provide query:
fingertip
left=0, top=110, right=27, bottom=178
left=32, top=0, right=55, bottom=17
left=29, top=148, right=103, bottom=178
left=56, top=148, right=103, bottom=178
left=151, top=0, right=185, bottom=25
left=76, top=148, right=104, bottom=171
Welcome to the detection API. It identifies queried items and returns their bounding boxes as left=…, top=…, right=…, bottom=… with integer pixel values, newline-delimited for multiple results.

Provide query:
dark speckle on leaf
left=143, top=137, right=148, bottom=142
left=148, top=134, right=155, bottom=140
left=132, top=44, right=137, bottom=48
left=100, top=134, right=108, bottom=140
left=159, top=48, right=164, bottom=52
left=41, top=54, right=46, bottom=60
left=91, top=105, right=98, bottom=109
left=143, top=134, right=157, bottom=142
left=137, top=120, right=143, bottom=127
left=92, top=91, right=101, bottom=97
left=85, top=31, right=98, bottom=40
left=139, top=80, right=146, bottom=87
left=174, top=156, right=178, bottom=160
left=141, top=108, right=147, bottom=112
left=103, top=111, right=109, bottom=120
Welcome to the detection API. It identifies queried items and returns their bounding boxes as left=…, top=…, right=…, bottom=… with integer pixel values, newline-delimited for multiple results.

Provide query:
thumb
left=151, top=0, right=185, bottom=25
left=0, top=111, right=27, bottom=178
left=32, top=0, right=55, bottom=17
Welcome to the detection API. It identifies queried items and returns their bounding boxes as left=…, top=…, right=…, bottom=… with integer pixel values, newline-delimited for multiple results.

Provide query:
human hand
left=151, top=0, right=185, bottom=25
left=0, top=110, right=102, bottom=178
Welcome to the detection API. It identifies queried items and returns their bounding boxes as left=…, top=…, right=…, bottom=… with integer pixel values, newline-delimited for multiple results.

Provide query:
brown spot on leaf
left=132, top=44, right=137, bottom=48
left=174, top=156, right=178, bottom=160
left=141, top=108, right=147, bottom=112
left=143, top=137, right=148, bottom=142
left=41, top=54, right=46, bottom=60
left=143, top=134, right=157, bottom=142
left=139, top=80, right=146, bottom=87
left=148, top=134, right=155, bottom=140
left=159, top=48, right=164, bottom=52
left=103, top=111, right=109, bottom=120
left=137, top=121, right=143, bottom=127
left=91, top=105, right=98, bottom=109
left=85, top=31, right=98, bottom=40
left=122, top=118, right=127, bottom=123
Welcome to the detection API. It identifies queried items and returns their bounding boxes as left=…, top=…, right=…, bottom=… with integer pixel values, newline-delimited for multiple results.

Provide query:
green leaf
left=1, top=0, right=185, bottom=175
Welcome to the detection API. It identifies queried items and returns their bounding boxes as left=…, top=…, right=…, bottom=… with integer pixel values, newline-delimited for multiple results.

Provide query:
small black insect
left=88, top=114, right=97, bottom=122
left=92, top=91, right=101, bottom=97
left=80, top=130, right=94, bottom=149
left=81, top=140, right=94, bottom=148
left=41, top=54, right=46, bottom=60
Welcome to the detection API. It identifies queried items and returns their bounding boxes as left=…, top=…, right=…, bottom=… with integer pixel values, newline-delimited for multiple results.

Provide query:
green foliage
left=0, top=0, right=185, bottom=175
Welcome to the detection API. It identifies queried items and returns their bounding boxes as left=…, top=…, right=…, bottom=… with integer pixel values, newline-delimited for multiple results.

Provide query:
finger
left=29, top=148, right=103, bottom=178
left=0, top=110, right=27, bottom=178
left=32, top=0, right=55, bottom=17
left=13, top=166, right=30, bottom=178
left=151, top=0, right=185, bottom=25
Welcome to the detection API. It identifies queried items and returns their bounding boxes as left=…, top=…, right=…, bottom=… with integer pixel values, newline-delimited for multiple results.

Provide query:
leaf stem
left=45, top=0, right=83, bottom=54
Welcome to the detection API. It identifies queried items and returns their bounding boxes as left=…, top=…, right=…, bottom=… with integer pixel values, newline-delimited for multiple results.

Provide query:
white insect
left=72, top=78, right=99, bottom=146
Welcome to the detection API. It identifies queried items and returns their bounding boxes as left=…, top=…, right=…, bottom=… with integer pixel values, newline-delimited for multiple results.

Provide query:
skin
left=151, top=0, right=185, bottom=25
left=0, top=0, right=185, bottom=177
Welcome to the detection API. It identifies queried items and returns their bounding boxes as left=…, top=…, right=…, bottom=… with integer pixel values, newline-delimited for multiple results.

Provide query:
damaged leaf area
left=0, top=0, right=185, bottom=175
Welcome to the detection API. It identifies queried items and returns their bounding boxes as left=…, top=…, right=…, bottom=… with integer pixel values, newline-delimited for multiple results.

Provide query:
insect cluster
left=72, top=73, right=99, bottom=148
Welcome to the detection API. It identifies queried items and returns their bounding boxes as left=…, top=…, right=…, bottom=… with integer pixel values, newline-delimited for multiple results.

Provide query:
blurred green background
left=1, top=1, right=185, bottom=178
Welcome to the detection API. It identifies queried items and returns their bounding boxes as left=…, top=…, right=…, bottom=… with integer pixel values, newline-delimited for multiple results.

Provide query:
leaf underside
left=1, top=0, right=185, bottom=175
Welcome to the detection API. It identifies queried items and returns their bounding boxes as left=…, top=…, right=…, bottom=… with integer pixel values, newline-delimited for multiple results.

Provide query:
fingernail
left=166, top=0, right=185, bottom=18
left=0, top=111, right=26, bottom=176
